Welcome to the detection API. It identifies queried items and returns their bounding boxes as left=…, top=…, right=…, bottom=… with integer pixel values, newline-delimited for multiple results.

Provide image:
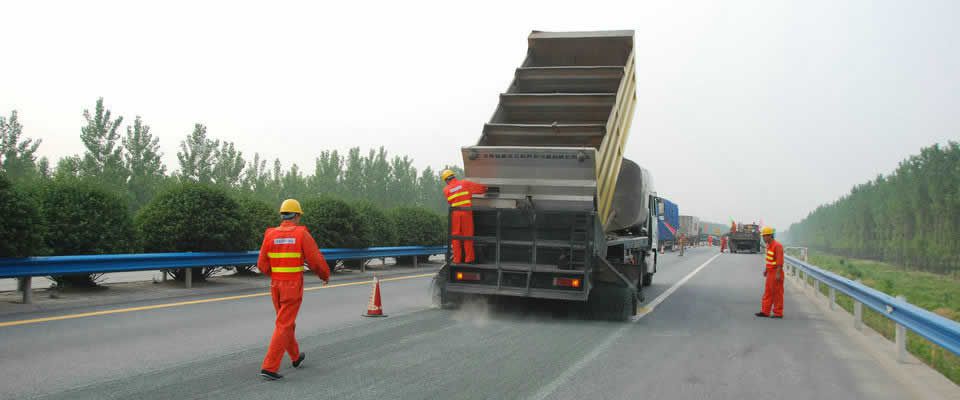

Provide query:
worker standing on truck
left=756, top=226, right=784, bottom=319
left=258, top=199, right=330, bottom=380
left=441, top=170, right=487, bottom=264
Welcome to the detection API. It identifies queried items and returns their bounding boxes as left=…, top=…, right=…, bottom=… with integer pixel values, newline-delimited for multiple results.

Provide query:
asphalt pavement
left=0, top=247, right=936, bottom=399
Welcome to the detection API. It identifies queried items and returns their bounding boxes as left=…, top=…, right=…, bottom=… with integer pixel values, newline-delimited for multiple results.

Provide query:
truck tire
left=642, top=272, right=653, bottom=287
left=617, top=286, right=638, bottom=322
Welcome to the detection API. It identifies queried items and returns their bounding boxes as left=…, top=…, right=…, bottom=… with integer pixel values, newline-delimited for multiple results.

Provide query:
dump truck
left=679, top=215, right=701, bottom=246
left=435, top=30, right=659, bottom=321
left=656, top=198, right=680, bottom=251
left=729, top=223, right=762, bottom=253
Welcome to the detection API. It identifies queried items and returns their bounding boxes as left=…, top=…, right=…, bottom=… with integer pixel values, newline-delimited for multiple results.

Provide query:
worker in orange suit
left=720, top=235, right=727, bottom=253
left=441, top=169, right=487, bottom=264
left=258, top=199, right=330, bottom=381
left=756, top=226, right=784, bottom=319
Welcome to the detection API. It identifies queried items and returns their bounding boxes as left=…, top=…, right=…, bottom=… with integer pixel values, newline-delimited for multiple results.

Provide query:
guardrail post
left=184, top=267, right=192, bottom=289
left=829, top=287, right=837, bottom=310
left=361, top=259, right=366, bottom=273
left=162, top=270, right=167, bottom=282
left=854, top=301, right=863, bottom=331
left=413, top=256, right=419, bottom=269
left=20, top=277, right=32, bottom=304
left=895, top=295, right=907, bottom=363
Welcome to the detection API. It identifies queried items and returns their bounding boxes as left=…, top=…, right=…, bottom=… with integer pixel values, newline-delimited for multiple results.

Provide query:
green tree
left=280, top=163, right=309, bottom=200
left=242, top=152, right=270, bottom=196
left=212, top=141, right=245, bottom=188
left=387, top=155, right=417, bottom=208
left=310, top=150, right=342, bottom=197
left=789, top=141, right=960, bottom=274
left=177, top=123, right=218, bottom=184
left=80, top=98, right=127, bottom=188
left=0, top=110, right=42, bottom=182
left=122, top=116, right=166, bottom=210
left=363, top=147, right=391, bottom=205
left=53, top=156, right=82, bottom=181
left=341, top=147, right=365, bottom=199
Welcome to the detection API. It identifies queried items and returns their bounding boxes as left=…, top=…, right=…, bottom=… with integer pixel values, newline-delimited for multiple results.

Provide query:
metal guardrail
left=785, top=255, right=960, bottom=360
left=0, top=246, right=447, bottom=304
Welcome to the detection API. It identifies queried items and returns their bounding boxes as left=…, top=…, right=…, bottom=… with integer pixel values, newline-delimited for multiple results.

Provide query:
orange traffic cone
left=362, top=276, right=387, bottom=317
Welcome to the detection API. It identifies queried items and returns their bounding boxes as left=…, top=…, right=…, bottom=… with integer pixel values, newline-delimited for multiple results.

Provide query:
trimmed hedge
left=389, top=206, right=445, bottom=264
left=235, top=195, right=276, bottom=273
left=300, top=196, right=370, bottom=249
left=0, top=173, right=44, bottom=258
left=355, top=200, right=397, bottom=247
left=136, top=184, right=246, bottom=281
left=38, top=180, right=135, bottom=287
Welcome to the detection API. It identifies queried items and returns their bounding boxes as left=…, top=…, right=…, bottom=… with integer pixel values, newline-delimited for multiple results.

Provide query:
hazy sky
left=2, top=0, right=957, bottom=229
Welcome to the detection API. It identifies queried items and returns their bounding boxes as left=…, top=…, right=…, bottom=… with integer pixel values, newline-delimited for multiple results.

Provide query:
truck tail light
left=455, top=271, right=481, bottom=281
left=553, top=277, right=581, bottom=288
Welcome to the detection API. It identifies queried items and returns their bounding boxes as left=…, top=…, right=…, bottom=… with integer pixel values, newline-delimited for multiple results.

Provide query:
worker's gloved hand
left=763, top=270, right=768, bottom=278
left=775, top=270, right=783, bottom=281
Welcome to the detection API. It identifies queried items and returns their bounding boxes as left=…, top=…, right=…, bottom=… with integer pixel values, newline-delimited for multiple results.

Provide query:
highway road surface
left=0, top=247, right=932, bottom=399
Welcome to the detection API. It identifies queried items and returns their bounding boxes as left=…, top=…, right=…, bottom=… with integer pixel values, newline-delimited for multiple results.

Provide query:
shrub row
left=0, top=175, right=447, bottom=285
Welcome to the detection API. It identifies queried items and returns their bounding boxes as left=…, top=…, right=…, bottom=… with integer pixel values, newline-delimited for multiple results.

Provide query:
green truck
left=729, top=223, right=762, bottom=253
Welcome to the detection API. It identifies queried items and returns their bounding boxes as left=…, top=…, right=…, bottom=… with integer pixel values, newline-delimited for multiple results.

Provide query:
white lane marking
left=528, top=253, right=722, bottom=400
left=633, top=253, right=722, bottom=321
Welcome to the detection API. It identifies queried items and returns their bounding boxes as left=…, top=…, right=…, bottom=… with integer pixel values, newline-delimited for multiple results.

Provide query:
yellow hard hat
left=761, top=226, right=775, bottom=236
left=440, top=169, right=455, bottom=181
left=279, top=199, right=303, bottom=214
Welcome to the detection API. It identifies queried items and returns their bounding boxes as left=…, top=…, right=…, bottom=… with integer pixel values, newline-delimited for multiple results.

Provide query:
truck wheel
left=642, top=272, right=653, bottom=287
left=617, top=286, right=637, bottom=322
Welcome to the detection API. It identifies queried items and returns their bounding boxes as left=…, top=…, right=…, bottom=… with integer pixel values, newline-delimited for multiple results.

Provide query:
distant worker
left=720, top=235, right=727, bottom=253
left=258, top=199, right=330, bottom=380
left=707, top=236, right=713, bottom=247
left=678, top=233, right=685, bottom=257
left=755, top=226, right=784, bottom=319
left=441, top=169, right=487, bottom=264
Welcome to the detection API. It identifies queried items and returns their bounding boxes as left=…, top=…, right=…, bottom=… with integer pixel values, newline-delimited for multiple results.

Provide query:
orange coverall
left=443, top=177, right=487, bottom=264
left=761, top=238, right=785, bottom=317
left=258, top=221, right=330, bottom=373
left=720, top=236, right=727, bottom=253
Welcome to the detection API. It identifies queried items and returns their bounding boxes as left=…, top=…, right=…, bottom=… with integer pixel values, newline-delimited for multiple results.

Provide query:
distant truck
left=679, top=215, right=701, bottom=246
left=729, top=223, right=762, bottom=253
left=656, top=198, right=679, bottom=251
left=436, top=30, right=659, bottom=322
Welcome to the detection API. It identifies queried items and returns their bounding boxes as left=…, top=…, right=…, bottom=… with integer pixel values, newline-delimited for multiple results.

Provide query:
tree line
left=0, top=98, right=461, bottom=214
left=1, top=98, right=458, bottom=286
left=786, top=142, right=960, bottom=274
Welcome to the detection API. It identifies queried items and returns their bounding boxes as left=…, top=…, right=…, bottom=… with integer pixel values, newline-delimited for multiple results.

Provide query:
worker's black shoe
left=754, top=312, right=769, bottom=318
left=260, top=369, right=283, bottom=380
left=293, top=353, right=306, bottom=368
left=771, top=315, right=783, bottom=319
